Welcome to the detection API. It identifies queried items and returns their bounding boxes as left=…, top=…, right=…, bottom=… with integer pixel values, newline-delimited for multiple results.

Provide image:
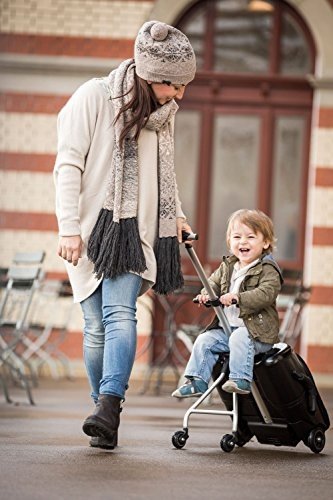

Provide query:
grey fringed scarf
left=87, top=59, right=184, bottom=294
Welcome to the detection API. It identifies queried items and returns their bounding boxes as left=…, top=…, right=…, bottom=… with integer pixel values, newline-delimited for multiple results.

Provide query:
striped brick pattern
left=0, top=152, right=55, bottom=172
left=304, top=106, right=333, bottom=371
left=0, top=171, right=56, bottom=212
left=0, top=111, right=57, bottom=152
left=306, top=306, right=333, bottom=346
left=0, top=92, right=68, bottom=114
left=0, top=0, right=153, bottom=38
left=0, top=33, right=135, bottom=59
left=2, top=0, right=333, bottom=375
left=307, top=346, right=333, bottom=374
left=0, top=0, right=154, bottom=363
left=0, top=230, right=62, bottom=270
left=311, top=106, right=333, bottom=279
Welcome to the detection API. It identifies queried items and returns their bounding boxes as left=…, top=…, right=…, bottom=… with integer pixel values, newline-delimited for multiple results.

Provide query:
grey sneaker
left=172, top=378, right=208, bottom=398
left=222, top=379, right=251, bottom=395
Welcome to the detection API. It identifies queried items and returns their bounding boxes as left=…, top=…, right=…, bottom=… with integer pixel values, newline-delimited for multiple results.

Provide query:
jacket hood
left=261, top=253, right=284, bottom=284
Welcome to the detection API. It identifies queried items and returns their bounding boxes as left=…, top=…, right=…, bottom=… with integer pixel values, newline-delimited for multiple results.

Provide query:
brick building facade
left=1, top=0, right=333, bottom=381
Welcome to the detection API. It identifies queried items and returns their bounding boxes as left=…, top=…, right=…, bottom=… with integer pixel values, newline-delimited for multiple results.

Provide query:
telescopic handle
left=185, top=243, right=232, bottom=335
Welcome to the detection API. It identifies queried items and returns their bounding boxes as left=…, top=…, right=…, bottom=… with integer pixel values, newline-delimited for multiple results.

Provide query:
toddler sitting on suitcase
left=172, top=208, right=283, bottom=397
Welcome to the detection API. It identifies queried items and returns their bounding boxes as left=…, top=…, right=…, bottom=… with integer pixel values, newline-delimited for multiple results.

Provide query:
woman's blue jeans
left=185, top=326, right=273, bottom=384
left=80, top=273, right=142, bottom=402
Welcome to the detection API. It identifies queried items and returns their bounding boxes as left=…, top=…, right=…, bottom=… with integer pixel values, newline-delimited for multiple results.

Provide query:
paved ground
left=0, top=378, right=333, bottom=500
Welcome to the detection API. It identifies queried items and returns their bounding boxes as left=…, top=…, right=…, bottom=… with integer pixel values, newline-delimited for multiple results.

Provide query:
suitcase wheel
left=172, top=430, right=188, bottom=449
left=307, top=428, right=326, bottom=454
left=220, top=434, right=236, bottom=453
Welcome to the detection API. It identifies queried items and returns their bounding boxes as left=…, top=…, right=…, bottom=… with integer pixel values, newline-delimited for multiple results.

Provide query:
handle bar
left=193, top=297, right=238, bottom=307
left=182, top=232, right=232, bottom=335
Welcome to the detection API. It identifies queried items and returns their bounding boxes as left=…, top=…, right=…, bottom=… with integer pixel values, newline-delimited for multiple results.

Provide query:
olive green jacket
left=204, top=253, right=283, bottom=344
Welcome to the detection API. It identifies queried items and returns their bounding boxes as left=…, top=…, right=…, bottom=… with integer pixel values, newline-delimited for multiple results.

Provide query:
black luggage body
left=172, top=236, right=330, bottom=454
left=212, top=343, right=330, bottom=453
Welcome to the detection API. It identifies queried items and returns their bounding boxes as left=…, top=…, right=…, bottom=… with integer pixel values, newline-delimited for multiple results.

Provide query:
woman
left=54, top=20, right=196, bottom=450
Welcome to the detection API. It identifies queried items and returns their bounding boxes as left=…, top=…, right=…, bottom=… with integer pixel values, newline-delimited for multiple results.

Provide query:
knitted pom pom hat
left=134, top=20, right=196, bottom=85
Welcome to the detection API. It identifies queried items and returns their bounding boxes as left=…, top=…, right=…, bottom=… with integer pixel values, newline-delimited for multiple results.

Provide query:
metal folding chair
left=0, top=267, right=42, bottom=404
left=23, top=278, right=75, bottom=380
left=0, top=251, right=45, bottom=404
left=278, top=269, right=311, bottom=345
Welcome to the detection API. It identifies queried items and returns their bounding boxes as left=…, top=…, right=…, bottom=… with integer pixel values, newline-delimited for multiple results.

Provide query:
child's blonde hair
left=226, top=209, right=276, bottom=253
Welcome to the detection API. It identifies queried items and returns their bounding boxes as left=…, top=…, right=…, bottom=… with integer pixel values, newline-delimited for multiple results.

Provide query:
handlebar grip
left=193, top=297, right=221, bottom=308
left=182, top=230, right=199, bottom=242
left=193, top=298, right=211, bottom=308
left=193, top=297, right=238, bottom=307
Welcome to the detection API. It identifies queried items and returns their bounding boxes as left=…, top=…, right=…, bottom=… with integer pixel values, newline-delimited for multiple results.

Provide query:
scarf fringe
left=153, top=236, right=184, bottom=295
left=87, top=208, right=147, bottom=280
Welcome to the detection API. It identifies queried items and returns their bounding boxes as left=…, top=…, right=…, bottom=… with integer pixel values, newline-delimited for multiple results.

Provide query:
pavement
left=1, top=377, right=333, bottom=500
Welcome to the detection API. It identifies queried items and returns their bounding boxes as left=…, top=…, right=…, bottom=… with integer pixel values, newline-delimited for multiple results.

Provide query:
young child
left=172, top=209, right=283, bottom=397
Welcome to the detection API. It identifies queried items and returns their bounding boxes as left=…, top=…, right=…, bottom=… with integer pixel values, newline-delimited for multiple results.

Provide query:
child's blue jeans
left=185, top=326, right=273, bottom=384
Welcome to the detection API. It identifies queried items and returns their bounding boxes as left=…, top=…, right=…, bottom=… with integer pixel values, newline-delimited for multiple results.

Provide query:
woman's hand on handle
left=57, top=235, right=83, bottom=266
left=177, top=217, right=192, bottom=243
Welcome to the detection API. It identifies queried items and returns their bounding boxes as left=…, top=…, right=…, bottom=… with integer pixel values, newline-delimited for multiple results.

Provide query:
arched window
left=174, top=0, right=315, bottom=271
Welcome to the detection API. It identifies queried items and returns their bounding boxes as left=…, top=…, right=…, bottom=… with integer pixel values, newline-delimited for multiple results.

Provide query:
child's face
left=229, top=221, right=269, bottom=268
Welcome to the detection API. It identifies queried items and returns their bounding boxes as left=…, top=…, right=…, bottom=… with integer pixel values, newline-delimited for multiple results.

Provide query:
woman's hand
left=176, top=217, right=193, bottom=243
left=57, top=235, right=83, bottom=266
left=220, top=293, right=238, bottom=307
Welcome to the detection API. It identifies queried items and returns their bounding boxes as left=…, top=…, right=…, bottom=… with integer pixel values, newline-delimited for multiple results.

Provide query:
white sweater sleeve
left=54, top=79, right=102, bottom=236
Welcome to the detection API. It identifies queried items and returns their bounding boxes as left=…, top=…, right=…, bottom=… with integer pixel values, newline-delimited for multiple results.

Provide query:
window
left=175, top=0, right=315, bottom=272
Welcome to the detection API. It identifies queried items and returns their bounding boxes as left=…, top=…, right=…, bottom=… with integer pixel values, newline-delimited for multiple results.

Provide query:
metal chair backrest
left=12, top=251, right=45, bottom=266
left=278, top=269, right=311, bottom=344
left=0, top=266, right=43, bottom=331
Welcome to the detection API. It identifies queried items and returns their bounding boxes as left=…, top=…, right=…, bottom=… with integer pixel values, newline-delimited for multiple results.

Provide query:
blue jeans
left=185, top=326, right=273, bottom=384
left=80, top=273, right=142, bottom=402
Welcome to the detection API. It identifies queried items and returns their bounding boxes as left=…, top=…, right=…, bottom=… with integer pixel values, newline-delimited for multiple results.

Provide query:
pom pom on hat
left=150, top=22, right=169, bottom=41
left=134, top=20, right=196, bottom=86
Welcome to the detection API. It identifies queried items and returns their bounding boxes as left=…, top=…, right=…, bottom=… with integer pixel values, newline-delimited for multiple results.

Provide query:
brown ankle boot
left=82, top=394, right=122, bottom=445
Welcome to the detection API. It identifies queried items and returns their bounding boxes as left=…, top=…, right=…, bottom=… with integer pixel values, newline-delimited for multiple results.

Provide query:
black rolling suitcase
left=172, top=235, right=330, bottom=454
left=212, top=344, right=330, bottom=453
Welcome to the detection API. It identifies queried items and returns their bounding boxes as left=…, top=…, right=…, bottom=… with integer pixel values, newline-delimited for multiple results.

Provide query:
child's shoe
left=172, top=378, right=208, bottom=398
left=222, top=379, right=251, bottom=395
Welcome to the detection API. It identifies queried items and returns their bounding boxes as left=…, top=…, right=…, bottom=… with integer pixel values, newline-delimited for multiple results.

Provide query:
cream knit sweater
left=54, top=78, right=185, bottom=303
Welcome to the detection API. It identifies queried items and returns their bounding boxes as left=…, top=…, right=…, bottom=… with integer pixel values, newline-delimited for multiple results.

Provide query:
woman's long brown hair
left=114, top=74, right=159, bottom=147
